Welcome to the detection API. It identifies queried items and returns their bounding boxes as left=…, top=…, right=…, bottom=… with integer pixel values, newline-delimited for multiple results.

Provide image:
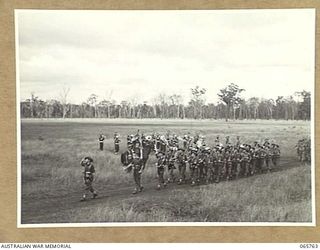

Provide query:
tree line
left=20, top=83, right=311, bottom=121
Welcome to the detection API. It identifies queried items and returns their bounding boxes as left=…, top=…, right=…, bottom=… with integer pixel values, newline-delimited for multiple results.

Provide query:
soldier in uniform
left=264, top=146, right=271, bottom=172
left=182, top=135, right=188, bottom=149
left=199, top=147, right=210, bottom=183
left=98, top=134, right=105, bottom=151
left=215, top=149, right=224, bottom=183
left=114, top=132, right=121, bottom=154
left=176, top=148, right=188, bottom=185
left=189, top=149, right=199, bottom=186
left=206, top=148, right=215, bottom=184
left=80, top=156, right=97, bottom=201
left=257, top=145, right=266, bottom=172
left=271, top=144, right=281, bottom=167
left=242, top=147, right=251, bottom=177
left=225, top=150, right=233, bottom=181
left=131, top=152, right=144, bottom=194
left=296, top=140, right=305, bottom=162
left=234, top=148, right=242, bottom=179
left=159, top=136, right=167, bottom=153
left=250, top=147, right=258, bottom=175
left=166, top=149, right=176, bottom=183
left=155, top=152, right=167, bottom=190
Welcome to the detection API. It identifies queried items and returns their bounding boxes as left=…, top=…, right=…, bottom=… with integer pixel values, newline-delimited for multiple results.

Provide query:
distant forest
left=20, top=83, right=311, bottom=121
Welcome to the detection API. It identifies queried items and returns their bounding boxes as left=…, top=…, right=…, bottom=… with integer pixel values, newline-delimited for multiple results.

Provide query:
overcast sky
left=16, top=9, right=315, bottom=104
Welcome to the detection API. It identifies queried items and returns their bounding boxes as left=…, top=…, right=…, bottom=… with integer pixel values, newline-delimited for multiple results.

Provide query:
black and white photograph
left=16, top=9, right=315, bottom=226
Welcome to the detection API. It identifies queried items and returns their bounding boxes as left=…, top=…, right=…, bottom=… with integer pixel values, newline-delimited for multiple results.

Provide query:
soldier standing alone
left=114, top=132, right=121, bottom=155
left=98, top=134, right=105, bottom=151
left=80, top=156, right=98, bottom=201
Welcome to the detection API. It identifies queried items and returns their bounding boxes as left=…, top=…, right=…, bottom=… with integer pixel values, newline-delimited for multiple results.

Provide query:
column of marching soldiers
left=79, top=133, right=310, bottom=201
left=119, top=131, right=281, bottom=195
left=79, top=131, right=281, bottom=200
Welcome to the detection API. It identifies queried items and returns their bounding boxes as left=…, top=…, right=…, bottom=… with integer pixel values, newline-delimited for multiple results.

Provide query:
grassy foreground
left=48, top=164, right=311, bottom=223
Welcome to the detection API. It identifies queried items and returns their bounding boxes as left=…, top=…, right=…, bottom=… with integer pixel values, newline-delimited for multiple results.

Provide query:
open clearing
left=20, top=119, right=312, bottom=224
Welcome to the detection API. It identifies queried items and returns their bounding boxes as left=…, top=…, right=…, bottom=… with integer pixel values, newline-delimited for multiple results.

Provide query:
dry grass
left=48, top=165, right=312, bottom=223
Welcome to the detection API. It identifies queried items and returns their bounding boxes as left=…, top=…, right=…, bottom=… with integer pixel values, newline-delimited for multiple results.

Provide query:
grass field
left=20, top=119, right=312, bottom=223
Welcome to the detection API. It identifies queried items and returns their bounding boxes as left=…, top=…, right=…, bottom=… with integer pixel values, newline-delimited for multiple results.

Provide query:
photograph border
left=15, top=8, right=316, bottom=228
left=0, top=0, right=318, bottom=242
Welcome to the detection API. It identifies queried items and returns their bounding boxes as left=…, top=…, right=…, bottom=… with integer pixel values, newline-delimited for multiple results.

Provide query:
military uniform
left=98, top=134, right=105, bottom=151
left=257, top=146, right=266, bottom=172
left=131, top=155, right=144, bottom=194
left=114, top=133, right=121, bottom=154
left=206, top=149, right=216, bottom=183
left=242, top=149, right=251, bottom=177
left=166, top=150, right=176, bottom=183
left=156, top=153, right=167, bottom=189
left=198, top=150, right=208, bottom=183
left=250, top=148, right=258, bottom=175
left=215, top=150, right=224, bottom=183
left=234, top=150, right=242, bottom=179
left=264, top=146, right=271, bottom=171
left=189, top=151, right=199, bottom=186
left=176, top=149, right=188, bottom=184
left=80, top=157, right=97, bottom=201
left=271, top=144, right=280, bottom=167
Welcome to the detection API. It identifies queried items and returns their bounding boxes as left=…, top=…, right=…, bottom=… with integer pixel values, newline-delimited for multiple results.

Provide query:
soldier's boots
left=93, top=192, right=98, bottom=199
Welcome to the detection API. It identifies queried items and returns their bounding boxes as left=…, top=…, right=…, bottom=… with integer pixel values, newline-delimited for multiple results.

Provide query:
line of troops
left=99, top=133, right=121, bottom=153
left=296, top=138, right=311, bottom=163
left=121, top=132, right=281, bottom=193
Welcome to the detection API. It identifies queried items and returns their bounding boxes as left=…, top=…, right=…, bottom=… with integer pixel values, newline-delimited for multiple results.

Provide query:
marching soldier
left=80, top=156, right=97, bottom=201
left=198, top=148, right=209, bottom=183
left=257, top=145, right=266, bottom=172
left=265, top=146, right=271, bottom=172
left=167, top=149, right=176, bottom=183
left=216, top=150, right=224, bottom=182
left=155, top=152, right=167, bottom=190
left=250, top=147, right=258, bottom=175
left=98, top=134, right=105, bottom=151
left=296, top=139, right=305, bottom=162
left=271, top=144, right=281, bottom=167
left=183, top=135, right=188, bottom=149
left=206, top=149, right=214, bottom=184
left=189, top=149, right=199, bottom=186
left=131, top=152, right=144, bottom=194
left=159, top=136, right=167, bottom=153
left=114, top=132, right=121, bottom=154
left=242, top=148, right=251, bottom=177
left=176, top=148, right=188, bottom=184
left=234, top=149, right=242, bottom=179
